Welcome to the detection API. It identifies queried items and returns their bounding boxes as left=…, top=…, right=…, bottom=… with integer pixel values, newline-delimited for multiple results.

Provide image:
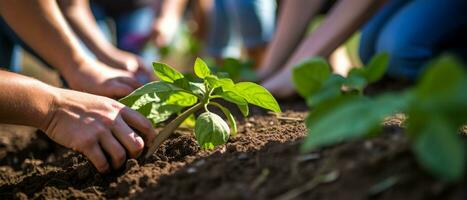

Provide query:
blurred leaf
left=307, top=74, right=345, bottom=107
left=180, top=114, right=196, bottom=128
left=413, top=118, right=465, bottom=182
left=364, top=52, right=389, bottom=83
left=292, top=57, right=331, bottom=98
left=302, top=93, right=409, bottom=152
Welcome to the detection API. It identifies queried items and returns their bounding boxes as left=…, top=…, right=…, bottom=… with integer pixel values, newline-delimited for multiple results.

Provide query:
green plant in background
left=212, top=57, right=258, bottom=82
left=120, top=58, right=280, bottom=157
left=292, top=53, right=467, bottom=182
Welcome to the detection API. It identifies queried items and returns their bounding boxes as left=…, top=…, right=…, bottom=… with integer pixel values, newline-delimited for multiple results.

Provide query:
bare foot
left=261, top=67, right=296, bottom=99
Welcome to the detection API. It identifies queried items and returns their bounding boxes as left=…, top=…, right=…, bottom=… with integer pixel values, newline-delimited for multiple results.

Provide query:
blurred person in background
left=0, top=0, right=156, bottom=172
left=205, top=0, right=276, bottom=67
left=0, top=0, right=153, bottom=98
left=257, top=0, right=467, bottom=98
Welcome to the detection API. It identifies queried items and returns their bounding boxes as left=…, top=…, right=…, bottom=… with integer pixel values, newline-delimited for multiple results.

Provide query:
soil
left=0, top=103, right=465, bottom=200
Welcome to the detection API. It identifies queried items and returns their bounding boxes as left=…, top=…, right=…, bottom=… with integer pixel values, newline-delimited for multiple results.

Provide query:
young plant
left=120, top=58, right=281, bottom=158
left=292, top=54, right=467, bottom=182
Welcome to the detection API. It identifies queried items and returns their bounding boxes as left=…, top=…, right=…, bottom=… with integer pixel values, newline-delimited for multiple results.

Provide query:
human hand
left=62, top=60, right=143, bottom=98
left=99, top=48, right=154, bottom=83
left=261, top=67, right=296, bottom=99
left=42, top=88, right=156, bottom=173
left=151, top=17, right=178, bottom=48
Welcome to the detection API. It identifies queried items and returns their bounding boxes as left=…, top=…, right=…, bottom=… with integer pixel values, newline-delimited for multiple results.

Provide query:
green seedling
left=292, top=53, right=467, bottom=182
left=120, top=58, right=280, bottom=158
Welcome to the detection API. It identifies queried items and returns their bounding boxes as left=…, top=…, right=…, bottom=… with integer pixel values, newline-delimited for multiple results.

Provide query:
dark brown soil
left=0, top=106, right=465, bottom=200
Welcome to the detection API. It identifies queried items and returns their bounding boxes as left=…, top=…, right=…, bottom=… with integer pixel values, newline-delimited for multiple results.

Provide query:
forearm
left=0, top=70, right=56, bottom=130
left=157, top=0, right=187, bottom=23
left=0, top=0, right=90, bottom=76
left=287, top=0, right=385, bottom=66
left=58, top=0, right=115, bottom=61
left=154, top=0, right=188, bottom=40
left=261, top=0, right=325, bottom=70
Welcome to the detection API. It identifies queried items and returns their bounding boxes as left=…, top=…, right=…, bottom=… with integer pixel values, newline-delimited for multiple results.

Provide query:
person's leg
left=359, top=0, right=410, bottom=64
left=227, top=0, right=276, bottom=66
left=375, top=0, right=467, bottom=79
left=205, top=0, right=233, bottom=58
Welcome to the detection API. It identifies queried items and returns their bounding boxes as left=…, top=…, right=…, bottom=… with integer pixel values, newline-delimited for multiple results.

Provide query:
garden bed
left=0, top=103, right=464, bottom=200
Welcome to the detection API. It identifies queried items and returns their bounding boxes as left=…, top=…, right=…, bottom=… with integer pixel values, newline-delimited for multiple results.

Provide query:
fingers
left=136, top=60, right=155, bottom=82
left=98, top=130, right=127, bottom=169
left=116, top=76, right=142, bottom=89
left=121, top=107, right=157, bottom=144
left=106, top=80, right=134, bottom=98
left=111, top=116, right=145, bottom=158
left=82, top=144, right=109, bottom=173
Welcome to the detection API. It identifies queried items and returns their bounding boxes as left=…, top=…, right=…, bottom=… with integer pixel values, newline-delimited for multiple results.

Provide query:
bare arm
left=0, top=70, right=55, bottom=129
left=0, top=0, right=142, bottom=98
left=0, top=70, right=156, bottom=172
left=258, top=0, right=325, bottom=79
left=58, top=0, right=154, bottom=80
left=152, top=0, right=188, bottom=47
left=0, top=0, right=88, bottom=74
left=286, top=0, right=385, bottom=66
left=58, top=0, right=114, bottom=63
left=262, top=0, right=386, bottom=97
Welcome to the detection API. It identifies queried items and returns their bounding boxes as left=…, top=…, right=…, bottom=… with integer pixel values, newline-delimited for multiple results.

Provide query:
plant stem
left=144, top=102, right=204, bottom=158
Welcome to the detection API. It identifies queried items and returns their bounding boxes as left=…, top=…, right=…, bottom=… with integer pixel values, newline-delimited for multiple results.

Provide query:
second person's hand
left=62, top=59, right=142, bottom=99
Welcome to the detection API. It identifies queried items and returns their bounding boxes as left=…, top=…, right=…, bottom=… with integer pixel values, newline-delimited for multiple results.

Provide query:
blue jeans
left=359, top=0, right=467, bottom=79
left=0, top=17, right=53, bottom=72
left=90, top=4, right=157, bottom=64
left=206, top=0, right=276, bottom=57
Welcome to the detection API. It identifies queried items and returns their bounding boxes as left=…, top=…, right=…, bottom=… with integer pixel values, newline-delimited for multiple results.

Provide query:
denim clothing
left=206, top=0, right=276, bottom=57
left=90, top=4, right=157, bottom=64
left=359, top=0, right=467, bottom=79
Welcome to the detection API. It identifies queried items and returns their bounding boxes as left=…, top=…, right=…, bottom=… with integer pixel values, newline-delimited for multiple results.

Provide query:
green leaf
left=195, top=112, right=230, bottom=150
left=292, top=57, right=331, bottom=98
left=205, top=76, right=235, bottom=90
left=119, top=81, right=184, bottom=106
left=237, top=104, right=249, bottom=117
left=152, top=62, right=184, bottom=83
left=216, top=90, right=249, bottom=117
left=210, top=102, right=238, bottom=137
left=416, top=55, right=465, bottom=99
left=220, top=58, right=242, bottom=80
left=306, top=74, right=344, bottom=107
left=235, top=82, right=281, bottom=112
left=302, top=93, right=409, bottom=152
left=194, top=57, right=211, bottom=78
left=218, top=90, right=247, bottom=105
left=180, top=114, right=196, bottom=128
left=413, top=119, right=465, bottom=182
left=139, top=91, right=197, bottom=126
left=364, top=52, right=389, bottom=83
left=173, top=79, right=206, bottom=96
left=344, top=74, right=367, bottom=92
left=165, top=91, right=198, bottom=106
